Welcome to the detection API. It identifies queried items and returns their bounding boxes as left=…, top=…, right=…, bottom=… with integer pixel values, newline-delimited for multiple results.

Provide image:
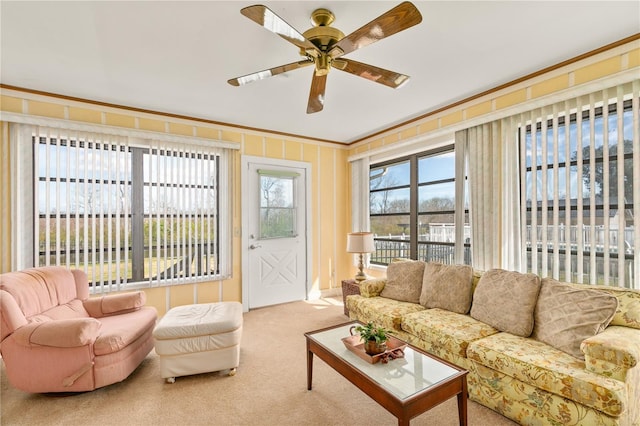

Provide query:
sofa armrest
left=12, top=318, right=101, bottom=348
left=83, top=291, right=146, bottom=318
left=581, top=325, right=640, bottom=381
left=360, top=278, right=387, bottom=297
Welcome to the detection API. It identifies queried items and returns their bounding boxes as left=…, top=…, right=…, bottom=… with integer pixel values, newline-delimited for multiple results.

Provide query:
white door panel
left=242, top=158, right=308, bottom=309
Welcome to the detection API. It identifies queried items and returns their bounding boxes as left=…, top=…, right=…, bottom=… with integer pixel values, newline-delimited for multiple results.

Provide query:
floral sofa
left=345, top=261, right=640, bottom=426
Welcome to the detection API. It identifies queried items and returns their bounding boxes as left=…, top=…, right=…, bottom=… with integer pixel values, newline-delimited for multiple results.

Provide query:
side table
left=341, top=279, right=360, bottom=317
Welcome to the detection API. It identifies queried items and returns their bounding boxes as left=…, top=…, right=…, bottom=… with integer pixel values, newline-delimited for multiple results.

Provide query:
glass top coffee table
left=305, top=321, right=468, bottom=426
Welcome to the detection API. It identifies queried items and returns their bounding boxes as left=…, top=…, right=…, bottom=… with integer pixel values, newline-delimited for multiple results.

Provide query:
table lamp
left=346, top=232, right=375, bottom=282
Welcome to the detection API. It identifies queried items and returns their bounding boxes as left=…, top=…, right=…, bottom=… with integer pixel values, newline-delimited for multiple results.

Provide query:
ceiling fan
left=228, top=2, right=423, bottom=114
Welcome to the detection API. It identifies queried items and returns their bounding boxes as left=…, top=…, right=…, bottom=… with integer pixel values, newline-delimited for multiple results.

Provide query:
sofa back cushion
left=470, top=269, right=541, bottom=337
left=379, top=260, right=425, bottom=303
left=30, top=300, right=89, bottom=323
left=420, top=262, right=474, bottom=314
left=567, top=283, right=640, bottom=330
left=84, top=291, right=146, bottom=318
left=0, top=290, right=28, bottom=341
left=532, top=278, right=618, bottom=359
left=0, top=267, right=79, bottom=317
left=0, top=267, right=86, bottom=340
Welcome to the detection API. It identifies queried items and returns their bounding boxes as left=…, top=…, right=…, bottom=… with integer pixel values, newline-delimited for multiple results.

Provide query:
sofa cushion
left=420, top=262, right=474, bottom=314
left=93, top=307, right=157, bottom=355
left=380, top=260, right=425, bottom=303
left=0, top=267, right=78, bottom=318
left=401, top=308, right=498, bottom=358
left=30, top=299, right=89, bottom=322
left=13, top=318, right=101, bottom=348
left=568, top=283, right=640, bottom=330
left=533, top=278, right=618, bottom=360
left=84, top=291, right=146, bottom=317
left=359, top=278, right=387, bottom=297
left=467, top=332, right=627, bottom=417
left=470, top=269, right=541, bottom=337
left=580, top=326, right=640, bottom=382
left=345, top=295, right=424, bottom=331
left=469, top=362, right=624, bottom=426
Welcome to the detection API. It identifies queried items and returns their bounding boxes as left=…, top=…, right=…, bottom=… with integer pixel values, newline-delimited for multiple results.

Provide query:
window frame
left=368, top=144, right=469, bottom=265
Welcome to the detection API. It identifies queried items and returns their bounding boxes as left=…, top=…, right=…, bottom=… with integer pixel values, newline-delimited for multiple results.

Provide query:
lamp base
left=354, top=253, right=367, bottom=282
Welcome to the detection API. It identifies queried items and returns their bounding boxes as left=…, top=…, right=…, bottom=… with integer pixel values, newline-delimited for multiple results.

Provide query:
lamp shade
left=346, top=232, right=375, bottom=253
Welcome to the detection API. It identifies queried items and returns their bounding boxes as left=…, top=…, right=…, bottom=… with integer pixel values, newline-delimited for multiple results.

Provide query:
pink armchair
left=0, top=266, right=157, bottom=393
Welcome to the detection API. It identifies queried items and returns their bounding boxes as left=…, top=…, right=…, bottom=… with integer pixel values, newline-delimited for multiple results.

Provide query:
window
left=369, top=146, right=469, bottom=265
left=522, top=97, right=636, bottom=287
left=31, top=126, right=232, bottom=291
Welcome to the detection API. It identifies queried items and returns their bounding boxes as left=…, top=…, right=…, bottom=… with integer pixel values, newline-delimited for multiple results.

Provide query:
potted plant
left=352, top=322, right=388, bottom=355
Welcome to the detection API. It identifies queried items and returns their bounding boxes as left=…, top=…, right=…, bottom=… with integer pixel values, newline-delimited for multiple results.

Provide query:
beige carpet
left=1, top=298, right=516, bottom=426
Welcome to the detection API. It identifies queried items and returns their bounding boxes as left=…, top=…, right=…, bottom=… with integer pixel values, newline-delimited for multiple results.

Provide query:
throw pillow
left=532, top=278, right=618, bottom=359
left=470, top=269, right=541, bottom=337
left=380, top=260, right=425, bottom=303
left=420, top=262, right=474, bottom=314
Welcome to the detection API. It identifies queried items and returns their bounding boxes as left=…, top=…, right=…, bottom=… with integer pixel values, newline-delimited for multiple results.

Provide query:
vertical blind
left=33, top=126, right=231, bottom=293
left=146, top=140, right=229, bottom=288
left=34, top=128, right=131, bottom=292
left=509, top=82, right=638, bottom=288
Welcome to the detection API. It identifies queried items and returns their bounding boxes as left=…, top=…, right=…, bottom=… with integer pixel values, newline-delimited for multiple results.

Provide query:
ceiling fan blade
left=307, top=73, right=327, bottom=114
left=333, top=59, right=409, bottom=89
left=228, top=60, right=313, bottom=86
left=328, top=1, right=422, bottom=58
left=241, top=5, right=320, bottom=54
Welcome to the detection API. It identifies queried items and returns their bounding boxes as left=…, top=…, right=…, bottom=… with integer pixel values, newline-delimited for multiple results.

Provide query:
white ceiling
left=1, top=1, right=639, bottom=143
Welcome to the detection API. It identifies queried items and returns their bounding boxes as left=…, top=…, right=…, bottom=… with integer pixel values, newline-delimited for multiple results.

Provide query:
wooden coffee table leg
left=457, top=377, right=468, bottom=426
left=307, top=346, right=314, bottom=390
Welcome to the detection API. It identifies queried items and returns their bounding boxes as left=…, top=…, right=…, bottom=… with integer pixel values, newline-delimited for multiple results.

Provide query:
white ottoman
left=153, top=302, right=243, bottom=383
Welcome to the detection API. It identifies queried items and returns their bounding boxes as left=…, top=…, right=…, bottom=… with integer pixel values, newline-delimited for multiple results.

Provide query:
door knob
left=249, top=244, right=262, bottom=249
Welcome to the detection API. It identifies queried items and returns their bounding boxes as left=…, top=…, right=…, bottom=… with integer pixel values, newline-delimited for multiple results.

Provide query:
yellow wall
left=0, top=92, right=352, bottom=316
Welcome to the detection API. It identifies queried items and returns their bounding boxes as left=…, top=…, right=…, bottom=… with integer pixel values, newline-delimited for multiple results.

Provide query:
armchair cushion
left=93, top=307, right=158, bottom=355
left=12, top=318, right=101, bottom=348
left=0, top=267, right=78, bottom=317
left=30, top=299, right=89, bottom=323
left=0, top=289, right=28, bottom=340
left=84, top=291, right=146, bottom=318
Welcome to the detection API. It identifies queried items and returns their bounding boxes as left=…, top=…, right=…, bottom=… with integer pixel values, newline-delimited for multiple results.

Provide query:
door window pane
left=259, top=176, right=296, bottom=239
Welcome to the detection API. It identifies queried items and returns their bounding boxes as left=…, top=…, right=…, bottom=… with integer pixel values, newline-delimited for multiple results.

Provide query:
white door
left=242, top=158, right=309, bottom=309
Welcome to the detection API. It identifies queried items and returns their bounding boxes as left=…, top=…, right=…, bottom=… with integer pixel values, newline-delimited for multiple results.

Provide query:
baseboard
left=320, top=288, right=342, bottom=298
